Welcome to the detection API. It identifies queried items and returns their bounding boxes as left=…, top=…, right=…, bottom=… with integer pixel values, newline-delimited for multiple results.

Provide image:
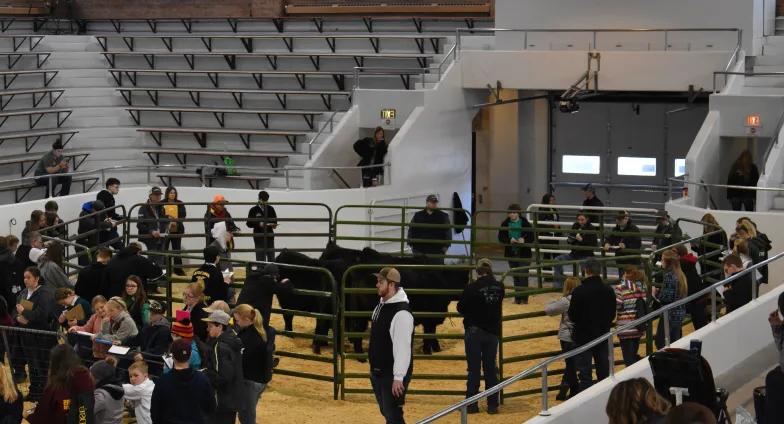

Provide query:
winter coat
left=0, top=246, right=18, bottom=309
left=724, top=271, right=753, bottom=313
left=94, top=378, right=124, bottom=424
left=76, top=201, right=112, bottom=249
left=59, top=296, right=93, bottom=328
left=653, top=221, right=683, bottom=251
left=137, top=202, right=167, bottom=244
left=138, top=318, right=172, bottom=357
left=498, top=217, right=533, bottom=259
left=38, top=257, right=71, bottom=289
left=567, top=276, right=616, bottom=345
left=75, top=262, right=107, bottom=304
left=96, top=189, right=121, bottom=221
left=150, top=367, right=216, bottom=424
left=102, top=247, right=162, bottom=298
left=614, top=280, right=647, bottom=339
left=191, top=263, right=227, bottom=304
left=123, top=295, right=150, bottom=331
left=658, top=271, right=686, bottom=324
left=204, top=206, right=238, bottom=247
left=205, top=329, right=245, bottom=412
left=236, top=325, right=269, bottom=384
left=183, top=301, right=209, bottom=342
left=606, top=220, right=643, bottom=265
left=353, top=137, right=388, bottom=177
left=16, top=285, right=56, bottom=331
left=457, top=274, right=505, bottom=336
left=407, top=209, right=452, bottom=254
left=567, top=222, right=598, bottom=259
left=545, top=295, right=574, bottom=343
left=97, top=311, right=138, bottom=345
left=27, top=366, right=95, bottom=424
left=726, top=164, right=759, bottom=200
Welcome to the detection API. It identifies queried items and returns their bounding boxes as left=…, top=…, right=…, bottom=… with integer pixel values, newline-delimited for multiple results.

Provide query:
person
left=102, top=242, right=163, bottom=298
left=567, top=258, right=616, bottom=392
left=162, top=186, right=187, bottom=275
left=123, top=275, right=150, bottom=331
left=95, top=178, right=123, bottom=250
left=581, top=184, right=604, bottom=223
left=766, top=292, right=784, bottom=424
left=692, top=214, right=727, bottom=280
left=652, top=211, right=683, bottom=253
left=605, top=378, right=670, bottom=424
left=27, top=344, right=94, bottom=424
left=75, top=247, right=111, bottom=303
left=605, top=211, right=642, bottom=278
left=497, top=204, right=533, bottom=304
left=134, top=300, right=171, bottom=374
left=0, top=362, right=22, bottom=424
left=545, top=276, right=581, bottom=401
left=21, top=210, right=47, bottom=246
left=741, top=217, right=772, bottom=284
left=726, top=149, right=759, bottom=211
left=94, top=296, right=138, bottom=346
left=54, top=287, right=92, bottom=329
left=721, top=254, right=753, bottom=313
left=182, top=282, right=209, bottom=341
left=614, top=266, right=647, bottom=367
left=151, top=338, right=216, bottom=423
left=43, top=200, right=68, bottom=241
left=122, top=360, right=155, bottom=424
left=191, top=245, right=230, bottom=304
left=90, top=356, right=124, bottom=424
left=233, top=304, right=270, bottom=424
left=67, top=295, right=108, bottom=359
left=675, top=245, right=708, bottom=330
left=654, top=250, right=688, bottom=349
left=457, top=258, right=503, bottom=414
left=137, top=186, right=166, bottom=267
left=247, top=190, right=278, bottom=262
left=204, top=195, right=239, bottom=248
left=537, top=193, right=560, bottom=265
left=354, top=127, right=388, bottom=187
left=553, top=211, right=598, bottom=287
left=202, top=310, right=244, bottom=424
left=209, top=221, right=234, bottom=273
left=75, top=199, right=112, bottom=266
left=237, top=262, right=292, bottom=328
left=369, top=267, right=414, bottom=424
left=15, top=266, right=56, bottom=401
left=167, top=319, right=203, bottom=372
left=34, top=139, right=71, bottom=197
left=0, top=236, right=20, bottom=309
left=665, top=402, right=716, bottom=424
left=407, top=194, right=452, bottom=263
left=30, top=243, right=71, bottom=289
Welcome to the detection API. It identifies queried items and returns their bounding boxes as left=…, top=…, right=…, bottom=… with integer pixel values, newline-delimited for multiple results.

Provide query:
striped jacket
left=614, top=280, right=647, bottom=339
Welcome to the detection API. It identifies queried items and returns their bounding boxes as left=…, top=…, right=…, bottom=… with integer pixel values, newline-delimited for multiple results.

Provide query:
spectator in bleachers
left=614, top=266, right=647, bottom=367
left=233, top=304, right=271, bottom=424
left=605, top=210, right=642, bottom=278
left=665, top=402, right=716, bottom=424
left=675, top=245, right=708, bottom=330
left=654, top=250, right=687, bottom=349
left=203, top=310, right=244, bottom=424
left=407, top=194, right=452, bottom=264
left=182, top=282, right=209, bottom=341
left=67, top=295, right=108, bottom=359
left=652, top=211, right=683, bottom=254
left=457, top=258, right=503, bottom=414
left=122, top=360, right=155, bottom=424
left=27, top=344, right=94, bottom=424
left=605, top=378, right=670, bottom=424
left=545, top=275, right=580, bottom=401
left=553, top=211, right=598, bottom=287
left=5, top=236, right=23, bottom=296
left=693, top=213, right=728, bottom=256
left=54, top=287, right=92, bottom=329
left=43, top=200, right=68, bottom=241
left=90, top=356, right=124, bottom=424
left=75, top=247, right=111, bottom=304
left=204, top=195, right=239, bottom=248
left=133, top=300, right=171, bottom=376
left=137, top=186, right=166, bottom=267
left=247, top=190, right=278, bottom=263
left=0, top=362, right=22, bottom=424
left=568, top=258, right=616, bottom=392
left=354, top=127, right=388, bottom=187
left=192, top=245, right=230, bottom=304
left=151, top=338, right=216, bottom=424
left=15, top=266, right=57, bottom=401
left=162, top=186, right=186, bottom=275
left=76, top=199, right=112, bottom=266
left=497, top=203, right=533, bottom=304
left=766, top=292, right=784, bottom=424
left=94, top=296, right=138, bottom=346
left=581, top=184, right=604, bottom=223
left=721, top=254, right=753, bottom=313
left=33, top=139, right=71, bottom=198
left=22, top=210, right=47, bottom=246
left=123, top=275, right=151, bottom=331
left=95, top=178, right=123, bottom=250
left=726, top=149, right=759, bottom=211
left=537, top=193, right=560, bottom=265
left=732, top=239, right=760, bottom=285
left=102, top=242, right=163, bottom=298
left=740, top=217, right=772, bottom=284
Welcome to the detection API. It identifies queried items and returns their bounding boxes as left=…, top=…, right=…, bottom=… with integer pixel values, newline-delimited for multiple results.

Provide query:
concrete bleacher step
left=45, top=51, right=108, bottom=70
left=53, top=68, right=113, bottom=88
left=38, top=35, right=103, bottom=52
left=58, top=87, right=126, bottom=107
left=744, top=75, right=784, bottom=87
left=66, top=106, right=133, bottom=127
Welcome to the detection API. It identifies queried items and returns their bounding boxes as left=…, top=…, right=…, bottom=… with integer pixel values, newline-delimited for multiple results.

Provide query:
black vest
left=369, top=300, right=414, bottom=377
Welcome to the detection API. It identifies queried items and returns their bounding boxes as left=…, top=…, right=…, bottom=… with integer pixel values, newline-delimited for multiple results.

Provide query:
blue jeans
left=574, top=342, right=610, bottom=393
left=464, top=326, right=499, bottom=410
left=238, top=379, right=266, bottom=424
left=619, top=338, right=641, bottom=367
left=559, top=340, right=579, bottom=397
left=553, top=253, right=577, bottom=288
left=370, top=372, right=411, bottom=424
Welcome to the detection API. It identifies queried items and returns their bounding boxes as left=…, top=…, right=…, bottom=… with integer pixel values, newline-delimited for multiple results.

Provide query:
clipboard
left=19, top=300, right=33, bottom=311
left=64, top=304, right=85, bottom=321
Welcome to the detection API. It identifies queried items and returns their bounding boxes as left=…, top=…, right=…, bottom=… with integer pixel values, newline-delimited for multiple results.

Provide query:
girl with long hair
left=726, top=149, right=759, bottom=211
left=124, top=275, right=150, bottom=331
left=0, top=362, right=22, bottom=423
left=654, top=250, right=688, bottom=349
left=27, top=344, right=95, bottom=424
left=233, top=304, right=270, bottom=424
left=606, top=378, right=670, bottom=424
left=545, top=276, right=581, bottom=400
left=615, top=266, right=648, bottom=367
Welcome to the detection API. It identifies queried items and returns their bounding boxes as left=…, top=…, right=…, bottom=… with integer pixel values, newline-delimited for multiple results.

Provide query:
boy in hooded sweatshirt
left=90, top=356, right=125, bottom=424
left=122, top=360, right=155, bottom=424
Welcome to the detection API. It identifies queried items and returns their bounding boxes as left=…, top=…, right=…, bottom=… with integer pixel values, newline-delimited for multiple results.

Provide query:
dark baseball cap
left=150, top=186, right=163, bottom=195
left=582, top=183, right=595, bottom=193
left=426, top=194, right=439, bottom=203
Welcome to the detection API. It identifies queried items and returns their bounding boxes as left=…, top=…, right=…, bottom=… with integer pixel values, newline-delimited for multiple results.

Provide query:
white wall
left=304, top=106, right=361, bottom=190
left=685, top=111, right=722, bottom=209
left=525, top=282, right=784, bottom=424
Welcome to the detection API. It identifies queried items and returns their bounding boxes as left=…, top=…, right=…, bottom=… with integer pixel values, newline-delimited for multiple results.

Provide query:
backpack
left=263, top=326, right=276, bottom=384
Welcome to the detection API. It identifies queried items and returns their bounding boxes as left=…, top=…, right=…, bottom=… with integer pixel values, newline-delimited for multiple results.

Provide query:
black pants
left=559, top=340, right=579, bottom=398
left=464, top=326, right=499, bottom=410
left=163, top=236, right=184, bottom=273
left=766, top=367, right=784, bottom=424
left=508, top=255, right=530, bottom=303
left=35, top=174, right=71, bottom=197
left=574, top=341, right=610, bottom=393
left=729, top=197, right=755, bottom=212
left=253, top=234, right=275, bottom=263
left=208, top=410, right=237, bottom=424
left=370, top=372, right=411, bottom=424
left=686, top=300, right=709, bottom=330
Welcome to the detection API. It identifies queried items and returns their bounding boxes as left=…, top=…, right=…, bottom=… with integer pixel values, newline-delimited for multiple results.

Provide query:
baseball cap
left=476, top=258, right=493, bottom=270
left=582, top=183, right=595, bottom=192
left=150, top=186, right=163, bottom=195
left=203, top=300, right=230, bottom=315
left=202, top=310, right=231, bottom=326
left=213, top=194, right=226, bottom=203
left=171, top=338, right=192, bottom=362
left=149, top=300, right=166, bottom=315
left=29, top=247, right=46, bottom=263
left=373, top=267, right=401, bottom=284
left=426, top=194, right=439, bottom=203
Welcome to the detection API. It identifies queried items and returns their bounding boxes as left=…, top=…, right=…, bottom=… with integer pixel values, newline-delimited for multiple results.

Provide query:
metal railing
left=308, top=110, right=339, bottom=159
left=669, top=176, right=784, bottom=209
left=762, top=106, right=784, bottom=177
left=418, top=251, right=782, bottom=424
left=712, top=70, right=784, bottom=93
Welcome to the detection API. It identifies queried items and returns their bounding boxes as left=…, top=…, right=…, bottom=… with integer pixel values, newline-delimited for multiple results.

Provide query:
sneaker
left=487, top=407, right=499, bottom=415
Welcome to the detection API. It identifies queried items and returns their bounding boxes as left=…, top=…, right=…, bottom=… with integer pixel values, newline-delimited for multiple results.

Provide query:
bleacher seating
left=0, top=150, right=89, bottom=176
left=137, top=126, right=308, bottom=150
left=0, top=128, right=78, bottom=151
left=116, top=87, right=351, bottom=110
left=284, top=0, right=492, bottom=15
left=143, top=147, right=296, bottom=169
left=0, top=87, right=64, bottom=109
left=126, top=106, right=323, bottom=129
left=0, top=106, right=71, bottom=128
left=0, top=51, right=49, bottom=69
left=0, top=68, right=56, bottom=88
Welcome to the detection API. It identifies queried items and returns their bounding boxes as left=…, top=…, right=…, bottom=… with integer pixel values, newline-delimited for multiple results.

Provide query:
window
left=617, top=156, right=657, bottom=177
left=674, top=159, right=686, bottom=177
left=562, top=155, right=601, bottom=174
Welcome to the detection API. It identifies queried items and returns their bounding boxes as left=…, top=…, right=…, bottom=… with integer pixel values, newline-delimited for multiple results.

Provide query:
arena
left=0, top=1, right=783, bottom=424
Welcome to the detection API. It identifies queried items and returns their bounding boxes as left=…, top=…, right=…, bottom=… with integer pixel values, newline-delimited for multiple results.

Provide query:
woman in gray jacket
left=94, top=297, right=138, bottom=345
left=545, top=276, right=580, bottom=401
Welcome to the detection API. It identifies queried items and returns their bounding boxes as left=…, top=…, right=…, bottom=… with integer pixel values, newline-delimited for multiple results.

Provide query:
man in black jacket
left=96, top=178, right=123, bottom=250
left=236, top=263, right=291, bottom=328
left=567, top=258, right=616, bottom=393
left=137, top=186, right=166, bottom=267
left=75, top=247, right=111, bottom=303
left=354, top=128, right=388, bottom=187
left=247, top=191, right=278, bottom=263
left=581, top=184, right=604, bottom=223
left=203, top=310, right=245, bottom=424
left=192, top=246, right=229, bottom=304
left=75, top=199, right=112, bottom=266
left=604, top=211, right=642, bottom=278
left=457, top=258, right=504, bottom=414
left=134, top=300, right=172, bottom=376
left=553, top=212, right=598, bottom=288
left=102, top=243, right=163, bottom=298
left=652, top=211, right=682, bottom=254
left=722, top=254, right=753, bottom=313
left=407, top=195, right=452, bottom=264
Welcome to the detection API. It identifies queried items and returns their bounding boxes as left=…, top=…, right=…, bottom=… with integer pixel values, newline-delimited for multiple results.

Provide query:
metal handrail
left=762, top=106, right=784, bottom=176
left=550, top=181, right=679, bottom=191
left=712, top=70, right=784, bottom=93
left=669, top=177, right=784, bottom=193
left=435, top=43, right=457, bottom=81
left=308, top=110, right=338, bottom=160
left=418, top=251, right=783, bottom=423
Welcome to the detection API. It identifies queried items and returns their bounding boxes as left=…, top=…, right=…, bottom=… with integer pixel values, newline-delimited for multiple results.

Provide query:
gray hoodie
left=98, top=311, right=139, bottom=344
left=545, top=295, right=574, bottom=343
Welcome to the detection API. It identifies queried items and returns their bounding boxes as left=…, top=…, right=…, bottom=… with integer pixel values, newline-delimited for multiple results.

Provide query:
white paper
left=163, top=354, right=174, bottom=370
left=75, top=331, right=94, bottom=337
left=715, top=286, right=726, bottom=297
left=108, top=345, right=130, bottom=355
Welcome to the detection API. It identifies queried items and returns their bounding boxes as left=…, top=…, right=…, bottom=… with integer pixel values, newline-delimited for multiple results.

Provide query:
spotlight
left=559, top=99, right=580, bottom=114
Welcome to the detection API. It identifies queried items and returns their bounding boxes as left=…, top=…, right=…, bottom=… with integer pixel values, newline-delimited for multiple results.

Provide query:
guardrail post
left=455, top=28, right=461, bottom=60
left=711, top=290, right=717, bottom=323
left=459, top=405, right=468, bottom=424
left=663, top=312, right=670, bottom=347
left=400, top=206, right=406, bottom=256
left=607, top=337, right=615, bottom=378
left=539, top=365, right=550, bottom=416
left=165, top=255, right=173, bottom=318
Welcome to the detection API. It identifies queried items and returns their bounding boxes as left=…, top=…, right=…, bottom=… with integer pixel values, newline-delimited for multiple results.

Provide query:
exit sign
left=746, top=115, right=761, bottom=127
